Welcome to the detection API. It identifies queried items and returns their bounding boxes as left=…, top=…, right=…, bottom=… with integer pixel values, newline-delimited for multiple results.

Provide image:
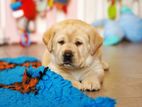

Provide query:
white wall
left=0, top=0, right=6, bottom=44
left=77, top=0, right=108, bottom=23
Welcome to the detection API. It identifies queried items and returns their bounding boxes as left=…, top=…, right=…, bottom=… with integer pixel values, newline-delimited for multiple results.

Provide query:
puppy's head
left=43, top=19, right=103, bottom=69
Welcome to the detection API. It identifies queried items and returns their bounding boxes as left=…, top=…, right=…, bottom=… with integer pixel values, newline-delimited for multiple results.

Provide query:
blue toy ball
left=119, top=6, right=142, bottom=43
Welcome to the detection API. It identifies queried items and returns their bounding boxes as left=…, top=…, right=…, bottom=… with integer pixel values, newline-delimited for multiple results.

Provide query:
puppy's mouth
left=63, top=61, right=71, bottom=65
left=63, top=61, right=73, bottom=67
left=59, top=61, right=74, bottom=68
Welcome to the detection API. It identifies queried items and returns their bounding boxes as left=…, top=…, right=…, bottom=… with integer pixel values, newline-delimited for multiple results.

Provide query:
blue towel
left=0, top=56, right=116, bottom=107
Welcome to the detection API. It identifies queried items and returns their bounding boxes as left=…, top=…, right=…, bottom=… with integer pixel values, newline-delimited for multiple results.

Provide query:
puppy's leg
left=81, top=59, right=104, bottom=91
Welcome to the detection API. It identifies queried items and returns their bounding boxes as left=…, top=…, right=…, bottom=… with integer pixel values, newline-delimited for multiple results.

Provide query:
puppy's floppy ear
left=43, top=26, right=55, bottom=53
left=89, top=28, right=103, bottom=56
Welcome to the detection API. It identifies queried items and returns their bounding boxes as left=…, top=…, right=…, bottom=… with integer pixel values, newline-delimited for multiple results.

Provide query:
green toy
left=108, top=0, right=117, bottom=20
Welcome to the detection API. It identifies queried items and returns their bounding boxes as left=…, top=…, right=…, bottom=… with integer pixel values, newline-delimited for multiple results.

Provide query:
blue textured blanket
left=0, top=56, right=116, bottom=107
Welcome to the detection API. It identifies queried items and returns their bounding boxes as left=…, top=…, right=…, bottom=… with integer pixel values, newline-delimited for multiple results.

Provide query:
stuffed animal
left=92, top=19, right=124, bottom=46
left=20, top=0, right=37, bottom=20
left=10, top=0, right=37, bottom=20
left=119, top=6, right=142, bottom=43
left=92, top=6, right=142, bottom=46
left=10, top=0, right=37, bottom=47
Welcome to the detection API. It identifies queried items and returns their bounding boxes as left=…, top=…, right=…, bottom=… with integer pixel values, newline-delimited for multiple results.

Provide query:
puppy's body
left=42, top=19, right=108, bottom=91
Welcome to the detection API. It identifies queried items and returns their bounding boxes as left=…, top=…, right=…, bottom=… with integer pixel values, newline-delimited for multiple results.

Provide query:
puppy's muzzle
left=63, top=50, right=73, bottom=65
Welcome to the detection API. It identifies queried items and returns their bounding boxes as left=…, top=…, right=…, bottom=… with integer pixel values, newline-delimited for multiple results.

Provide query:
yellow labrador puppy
left=42, top=19, right=108, bottom=91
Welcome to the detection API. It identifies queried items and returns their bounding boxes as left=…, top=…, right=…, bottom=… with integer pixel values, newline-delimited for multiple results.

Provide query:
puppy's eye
left=75, top=41, right=82, bottom=46
left=58, top=40, right=65, bottom=45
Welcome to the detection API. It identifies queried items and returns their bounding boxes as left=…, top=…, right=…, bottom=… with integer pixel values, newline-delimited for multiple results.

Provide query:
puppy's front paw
left=81, top=80, right=101, bottom=91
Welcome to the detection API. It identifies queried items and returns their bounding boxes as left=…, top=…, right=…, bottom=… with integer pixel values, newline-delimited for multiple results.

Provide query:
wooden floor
left=0, top=43, right=142, bottom=107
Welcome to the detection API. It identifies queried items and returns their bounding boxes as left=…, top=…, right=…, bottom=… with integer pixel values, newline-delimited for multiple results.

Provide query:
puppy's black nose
left=63, top=50, right=73, bottom=64
left=64, top=51, right=73, bottom=58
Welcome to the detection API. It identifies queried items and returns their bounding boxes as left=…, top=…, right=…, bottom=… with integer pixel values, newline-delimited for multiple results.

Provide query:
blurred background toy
left=10, top=0, right=37, bottom=47
left=119, top=6, right=142, bottom=43
left=108, top=0, right=117, bottom=20
left=21, top=0, right=37, bottom=21
left=46, top=0, right=70, bottom=13
left=20, top=31, right=31, bottom=47
left=9, top=0, right=71, bottom=47
left=92, top=19, right=124, bottom=46
left=54, top=0, right=70, bottom=14
left=92, top=0, right=142, bottom=46
left=92, top=0, right=124, bottom=46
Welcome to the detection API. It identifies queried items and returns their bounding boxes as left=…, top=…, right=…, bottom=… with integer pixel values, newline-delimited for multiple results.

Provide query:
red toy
left=20, top=0, right=37, bottom=20
left=10, top=0, right=37, bottom=47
